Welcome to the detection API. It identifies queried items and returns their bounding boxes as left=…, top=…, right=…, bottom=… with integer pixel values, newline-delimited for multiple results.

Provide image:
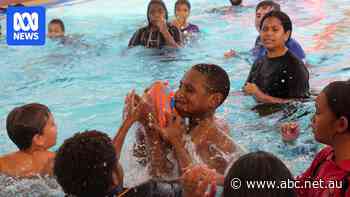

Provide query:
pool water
left=1, top=0, right=350, bottom=195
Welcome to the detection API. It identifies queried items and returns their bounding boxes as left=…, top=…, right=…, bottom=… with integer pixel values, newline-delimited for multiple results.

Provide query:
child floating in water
left=48, top=18, right=65, bottom=39
left=244, top=11, right=310, bottom=104
left=0, top=103, right=57, bottom=177
left=172, top=0, right=199, bottom=43
left=128, top=0, right=182, bottom=49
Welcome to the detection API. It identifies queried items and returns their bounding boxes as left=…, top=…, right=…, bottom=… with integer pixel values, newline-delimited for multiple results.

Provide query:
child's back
left=0, top=151, right=55, bottom=177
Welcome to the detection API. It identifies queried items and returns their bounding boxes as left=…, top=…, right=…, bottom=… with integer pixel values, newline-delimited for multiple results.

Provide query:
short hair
left=230, top=0, right=242, bottom=6
left=256, top=0, right=281, bottom=12
left=49, top=19, right=65, bottom=32
left=260, top=11, right=292, bottom=41
left=323, top=80, right=350, bottom=131
left=224, top=151, right=296, bottom=197
left=6, top=103, right=50, bottom=150
left=175, top=0, right=191, bottom=11
left=54, top=130, right=117, bottom=197
left=192, top=64, right=230, bottom=106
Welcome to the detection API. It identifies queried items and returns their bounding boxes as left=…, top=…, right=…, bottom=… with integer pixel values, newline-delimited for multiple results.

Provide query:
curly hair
left=192, top=64, right=230, bottom=106
left=54, top=130, right=117, bottom=197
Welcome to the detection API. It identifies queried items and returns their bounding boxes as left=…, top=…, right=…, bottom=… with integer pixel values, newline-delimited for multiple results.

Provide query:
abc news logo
left=7, top=6, right=45, bottom=45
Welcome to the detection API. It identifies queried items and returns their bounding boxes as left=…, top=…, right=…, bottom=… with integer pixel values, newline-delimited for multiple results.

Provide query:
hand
left=150, top=112, right=186, bottom=146
left=224, top=49, right=237, bottom=58
left=280, top=122, right=300, bottom=142
left=182, top=165, right=217, bottom=197
left=154, top=18, right=168, bottom=33
left=244, top=83, right=260, bottom=95
left=123, top=90, right=153, bottom=123
left=172, top=19, right=182, bottom=29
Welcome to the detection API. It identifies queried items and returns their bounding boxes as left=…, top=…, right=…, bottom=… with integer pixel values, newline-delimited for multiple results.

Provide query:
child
left=172, top=0, right=199, bottom=40
left=128, top=0, right=182, bottom=49
left=244, top=11, right=310, bottom=104
left=135, top=64, right=243, bottom=177
left=224, top=0, right=306, bottom=63
left=230, top=0, right=242, bottom=6
left=0, top=103, right=57, bottom=177
left=181, top=151, right=296, bottom=197
left=48, top=18, right=65, bottom=39
left=295, top=80, right=350, bottom=196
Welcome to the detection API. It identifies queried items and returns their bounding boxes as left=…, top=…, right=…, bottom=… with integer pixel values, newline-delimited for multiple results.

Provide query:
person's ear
left=209, top=93, right=223, bottom=109
left=284, top=30, right=291, bottom=42
left=32, top=133, right=45, bottom=147
left=335, top=116, right=349, bottom=134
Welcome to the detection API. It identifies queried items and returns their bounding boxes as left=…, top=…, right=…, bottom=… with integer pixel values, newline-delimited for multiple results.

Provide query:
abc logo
left=13, top=12, right=39, bottom=31
left=7, top=6, right=45, bottom=46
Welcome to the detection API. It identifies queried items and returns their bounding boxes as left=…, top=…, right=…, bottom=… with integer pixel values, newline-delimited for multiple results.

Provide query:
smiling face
left=174, top=69, right=212, bottom=117
left=175, top=3, right=190, bottom=21
left=260, top=16, right=290, bottom=51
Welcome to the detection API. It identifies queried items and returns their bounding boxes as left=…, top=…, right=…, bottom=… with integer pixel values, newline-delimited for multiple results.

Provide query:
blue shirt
left=253, top=36, right=306, bottom=62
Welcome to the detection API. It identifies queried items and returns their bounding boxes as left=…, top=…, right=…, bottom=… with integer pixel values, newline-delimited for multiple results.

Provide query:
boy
left=134, top=64, right=242, bottom=177
left=48, top=18, right=65, bottom=39
left=224, top=0, right=306, bottom=63
left=0, top=103, right=57, bottom=177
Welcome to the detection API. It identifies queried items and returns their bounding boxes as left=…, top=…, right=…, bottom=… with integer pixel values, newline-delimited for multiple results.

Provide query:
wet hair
left=323, top=80, right=350, bottom=131
left=256, top=0, right=281, bottom=12
left=224, top=151, right=296, bottom=197
left=260, top=10, right=292, bottom=41
left=49, top=19, right=65, bottom=32
left=230, top=0, right=242, bottom=6
left=175, top=0, right=191, bottom=11
left=6, top=103, right=51, bottom=150
left=147, top=0, right=169, bottom=24
left=192, top=64, right=230, bottom=106
left=54, top=130, right=117, bottom=197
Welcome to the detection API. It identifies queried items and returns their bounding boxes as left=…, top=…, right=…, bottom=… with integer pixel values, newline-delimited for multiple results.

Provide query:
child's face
left=175, top=4, right=190, bottom=21
left=260, top=17, right=290, bottom=50
left=174, top=69, right=213, bottom=117
left=255, top=6, right=274, bottom=31
left=149, top=4, right=166, bottom=25
left=311, top=92, right=338, bottom=145
left=48, top=23, right=64, bottom=38
left=38, top=114, right=57, bottom=149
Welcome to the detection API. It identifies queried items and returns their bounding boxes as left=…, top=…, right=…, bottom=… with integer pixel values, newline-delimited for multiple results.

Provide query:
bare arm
left=112, top=118, right=134, bottom=160
left=245, top=82, right=289, bottom=104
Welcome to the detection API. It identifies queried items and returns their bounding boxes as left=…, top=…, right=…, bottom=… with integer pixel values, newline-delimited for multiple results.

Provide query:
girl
left=172, top=0, right=199, bottom=38
left=128, top=0, right=181, bottom=49
left=244, top=11, right=309, bottom=104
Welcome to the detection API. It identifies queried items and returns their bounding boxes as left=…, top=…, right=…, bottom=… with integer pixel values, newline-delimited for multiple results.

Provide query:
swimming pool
left=1, top=0, right=350, bottom=195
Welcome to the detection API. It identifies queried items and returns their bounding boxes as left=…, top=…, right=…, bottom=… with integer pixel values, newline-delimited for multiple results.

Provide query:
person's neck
left=189, top=111, right=215, bottom=129
left=333, top=134, right=350, bottom=165
left=267, top=46, right=288, bottom=58
left=21, top=146, right=46, bottom=155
